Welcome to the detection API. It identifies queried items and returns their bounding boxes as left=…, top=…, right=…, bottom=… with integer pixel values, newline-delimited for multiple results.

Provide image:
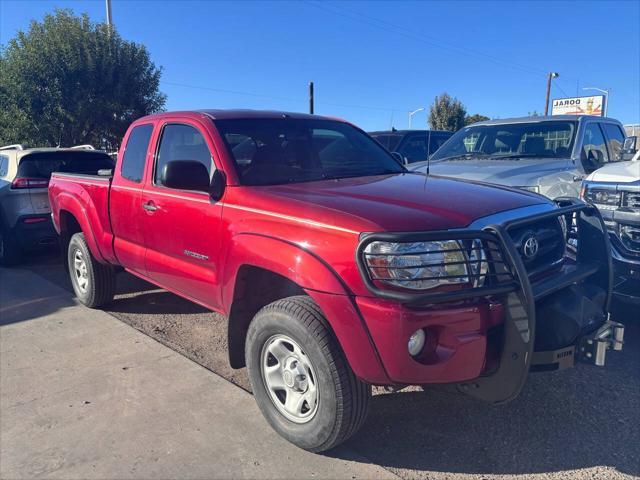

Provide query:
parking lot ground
left=0, top=266, right=395, bottom=480
left=2, top=253, right=640, bottom=480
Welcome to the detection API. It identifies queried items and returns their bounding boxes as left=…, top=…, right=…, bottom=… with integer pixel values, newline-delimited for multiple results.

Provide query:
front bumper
left=531, top=318, right=625, bottom=370
left=356, top=198, right=624, bottom=403
left=610, top=242, right=640, bottom=301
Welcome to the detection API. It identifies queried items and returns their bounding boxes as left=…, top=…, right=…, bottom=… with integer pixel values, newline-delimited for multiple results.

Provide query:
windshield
left=215, top=118, right=405, bottom=186
left=370, top=133, right=402, bottom=151
left=430, top=121, right=577, bottom=161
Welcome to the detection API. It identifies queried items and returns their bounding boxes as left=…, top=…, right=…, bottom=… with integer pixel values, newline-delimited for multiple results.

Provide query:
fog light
left=408, top=329, right=426, bottom=357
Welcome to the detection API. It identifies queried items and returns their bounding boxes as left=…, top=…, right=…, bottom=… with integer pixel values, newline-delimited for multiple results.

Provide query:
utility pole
left=308, top=82, right=314, bottom=115
left=544, top=72, right=559, bottom=116
left=105, top=0, right=113, bottom=30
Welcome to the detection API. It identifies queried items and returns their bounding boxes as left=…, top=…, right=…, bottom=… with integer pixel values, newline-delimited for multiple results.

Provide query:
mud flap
left=456, top=226, right=535, bottom=404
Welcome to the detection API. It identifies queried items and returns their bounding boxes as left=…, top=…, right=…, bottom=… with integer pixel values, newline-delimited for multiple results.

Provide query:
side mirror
left=391, top=152, right=407, bottom=165
left=161, top=160, right=210, bottom=192
left=621, top=136, right=638, bottom=160
left=209, top=169, right=226, bottom=201
left=623, top=136, right=637, bottom=152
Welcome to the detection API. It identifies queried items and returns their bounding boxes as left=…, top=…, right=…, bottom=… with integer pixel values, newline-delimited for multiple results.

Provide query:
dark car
left=369, top=129, right=453, bottom=164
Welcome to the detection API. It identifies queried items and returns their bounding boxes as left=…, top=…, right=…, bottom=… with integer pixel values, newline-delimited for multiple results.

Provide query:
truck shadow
left=18, top=252, right=640, bottom=476
left=334, top=311, right=639, bottom=477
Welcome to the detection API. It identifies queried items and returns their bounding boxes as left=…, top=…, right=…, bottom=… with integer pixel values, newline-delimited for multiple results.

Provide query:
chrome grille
left=623, top=191, right=640, bottom=212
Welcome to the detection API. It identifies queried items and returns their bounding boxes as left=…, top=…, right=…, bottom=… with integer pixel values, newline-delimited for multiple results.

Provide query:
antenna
left=426, top=130, right=432, bottom=175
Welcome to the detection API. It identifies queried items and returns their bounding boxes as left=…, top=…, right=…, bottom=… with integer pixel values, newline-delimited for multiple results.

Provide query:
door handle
left=142, top=201, right=158, bottom=212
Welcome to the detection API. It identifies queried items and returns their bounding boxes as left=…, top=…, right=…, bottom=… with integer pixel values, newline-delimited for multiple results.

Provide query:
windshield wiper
left=436, top=152, right=492, bottom=162
left=492, top=153, right=548, bottom=159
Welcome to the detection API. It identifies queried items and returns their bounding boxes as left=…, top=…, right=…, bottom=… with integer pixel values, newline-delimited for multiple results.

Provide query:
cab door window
left=154, top=124, right=212, bottom=186
left=601, top=123, right=626, bottom=161
left=582, top=123, right=609, bottom=165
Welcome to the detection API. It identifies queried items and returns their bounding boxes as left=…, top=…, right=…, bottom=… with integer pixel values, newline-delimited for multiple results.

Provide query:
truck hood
left=585, top=161, right=640, bottom=183
left=411, top=157, right=573, bottom=188
left=237, top=173, right=551, bottom=233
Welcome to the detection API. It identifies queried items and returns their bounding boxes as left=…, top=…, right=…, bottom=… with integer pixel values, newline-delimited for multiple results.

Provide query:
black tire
left=245, top=295, right=371, bottom=452
left=67, top=232, right=115, bottom=308
left=0, top=230, right=21, bottom=267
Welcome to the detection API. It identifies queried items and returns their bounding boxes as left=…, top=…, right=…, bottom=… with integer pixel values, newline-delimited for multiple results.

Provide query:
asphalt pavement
left=0, top=266, right=394, bottom=479
left=2, top=251, right=639, bottom=479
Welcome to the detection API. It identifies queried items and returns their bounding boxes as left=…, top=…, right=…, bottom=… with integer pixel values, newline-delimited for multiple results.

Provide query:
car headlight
left=517, top=186, right=540, bottom=193
left=363, top=240, right=486, bottom=290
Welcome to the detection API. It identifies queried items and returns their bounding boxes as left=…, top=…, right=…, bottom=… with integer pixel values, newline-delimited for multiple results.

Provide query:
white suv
left=0, top=145, right=113, bottom=266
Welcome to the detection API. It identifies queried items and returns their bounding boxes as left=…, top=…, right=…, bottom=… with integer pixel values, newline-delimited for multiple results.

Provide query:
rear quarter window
left=0, top=155, right=8, bottom=177
left=121, top=124, right=154, bottom=183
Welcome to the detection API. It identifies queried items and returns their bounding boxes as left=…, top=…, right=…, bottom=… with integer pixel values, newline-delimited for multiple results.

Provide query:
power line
left=161, top=81, right=402, bottom=112
left=305, top=1, right=547, bottom=78
left=305, top=1, right=584, bottom=83
left=552, top=79, right=570, bottom=98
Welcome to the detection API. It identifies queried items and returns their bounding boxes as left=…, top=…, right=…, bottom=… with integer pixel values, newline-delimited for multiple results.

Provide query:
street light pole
left=408, top=108, right=425, bottom=129
left=583, top=87, right=610, bottom=116
left=105, top=0, right=113, bottom=30
left=544, top=72, right=559, bottom=116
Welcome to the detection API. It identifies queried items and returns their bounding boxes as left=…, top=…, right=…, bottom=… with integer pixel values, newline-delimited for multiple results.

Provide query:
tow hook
left=578, top=317, right=625, bottom=366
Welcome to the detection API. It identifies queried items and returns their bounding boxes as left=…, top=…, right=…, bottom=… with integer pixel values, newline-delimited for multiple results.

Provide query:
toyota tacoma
left=48, top=110, right=625, bottom=452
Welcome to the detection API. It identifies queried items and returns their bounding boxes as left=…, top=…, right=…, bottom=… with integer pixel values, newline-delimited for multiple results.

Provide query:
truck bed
left=48, top=172, right=118, bottom=264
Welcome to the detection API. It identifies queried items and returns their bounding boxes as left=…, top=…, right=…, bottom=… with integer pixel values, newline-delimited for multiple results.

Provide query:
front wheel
left=245, top=295, right=371, bottom=452
left=67, top=232, right=115, bottom=308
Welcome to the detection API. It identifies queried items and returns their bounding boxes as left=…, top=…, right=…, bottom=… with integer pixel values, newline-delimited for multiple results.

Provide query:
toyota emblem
left=523, top=235, right=539, bottom=259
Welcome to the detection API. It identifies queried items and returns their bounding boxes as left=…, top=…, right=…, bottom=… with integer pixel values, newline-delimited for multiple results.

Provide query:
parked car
left=369, top=129, right=452, bottom=164
left=411, top=115, right=628, bottom=199
left=0, top=145, right=113, bottom=265
left=581, top=147, right=640, bottom=301
left=49, top=110, right=624, bottom=452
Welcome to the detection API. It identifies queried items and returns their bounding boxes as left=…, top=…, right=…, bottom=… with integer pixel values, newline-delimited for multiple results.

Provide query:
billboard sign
left=551, top=95, right=605, bottom=116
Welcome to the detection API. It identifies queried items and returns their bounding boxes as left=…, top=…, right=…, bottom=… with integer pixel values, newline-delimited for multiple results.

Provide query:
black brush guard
left=356, top=198, right=625, bottom=404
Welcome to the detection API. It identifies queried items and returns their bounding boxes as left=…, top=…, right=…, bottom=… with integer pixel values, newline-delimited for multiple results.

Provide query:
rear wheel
left=0, top=230, right=21, bottom=267
left=67, top=232, right=115, bottom=308
left=245, top=295, right=371, bottom=452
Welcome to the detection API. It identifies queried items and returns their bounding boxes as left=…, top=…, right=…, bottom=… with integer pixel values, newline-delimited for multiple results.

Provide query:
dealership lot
left=1, top=252, right=639, bottom=480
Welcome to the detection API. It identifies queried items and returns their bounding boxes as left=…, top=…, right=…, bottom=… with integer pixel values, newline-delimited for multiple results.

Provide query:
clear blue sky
left=1, top=0, right=639, bottom=130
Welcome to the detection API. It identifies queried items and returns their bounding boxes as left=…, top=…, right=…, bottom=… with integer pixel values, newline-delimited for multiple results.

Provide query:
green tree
left=428, top=93, right=467, bottom=132
left=0, top=9, right=166, bottom=149
left=464, top=113, right=490, bottom=126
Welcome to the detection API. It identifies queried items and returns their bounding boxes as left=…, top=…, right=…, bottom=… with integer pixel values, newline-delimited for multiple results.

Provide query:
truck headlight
left=583, top=188, right=621, bottom=210
left=363, top=240, right=473, bottom=290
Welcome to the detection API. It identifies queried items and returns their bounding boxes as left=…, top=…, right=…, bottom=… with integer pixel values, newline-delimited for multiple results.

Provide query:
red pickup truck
left=49, top=110, right=625, bottom=452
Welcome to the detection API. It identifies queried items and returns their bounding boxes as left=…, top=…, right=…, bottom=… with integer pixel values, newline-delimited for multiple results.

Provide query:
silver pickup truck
left=411, top=115, right=628, bottom=199
left=581, top=149, right=640, bottom=301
